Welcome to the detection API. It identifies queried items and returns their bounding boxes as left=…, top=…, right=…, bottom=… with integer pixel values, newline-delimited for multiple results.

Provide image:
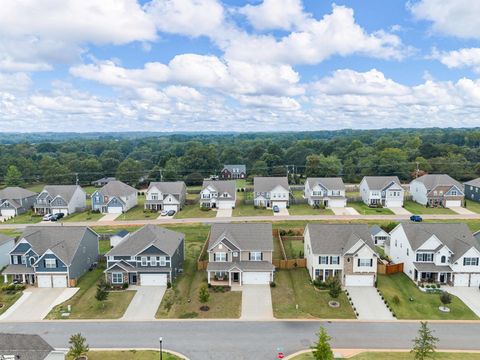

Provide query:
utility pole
left=75, top=172, right=79, bottom=185
left=415, top=161, right=420, bottom=178
left=160, top=168, right=163, bottom=182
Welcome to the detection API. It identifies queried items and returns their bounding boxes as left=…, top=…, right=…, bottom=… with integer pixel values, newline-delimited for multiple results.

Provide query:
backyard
left=465, top=199, right=480, bottom=214
left=348, top=202, right=394, bottom=215
left=283, top=239, right=304, bottom=259
left=403, top=201, right=456, bottom=214
left=174, top=204, right=216, bottom=219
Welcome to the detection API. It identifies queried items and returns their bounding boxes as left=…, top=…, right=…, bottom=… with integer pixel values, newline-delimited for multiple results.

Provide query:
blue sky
left=1, top=0, right=480, bottom=132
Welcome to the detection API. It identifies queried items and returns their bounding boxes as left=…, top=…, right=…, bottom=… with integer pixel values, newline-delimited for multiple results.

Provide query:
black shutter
left=226, top=253, right=228, bottom=262
left=370, top=259, right=373, bottom=267
left=357, top=258, right=360, bottom=267
left=463, top=258, right=466, bottom=266
left=214, top=253, right=216, bottom=261
left=249, top=252, right=251, bottom=260
left=261, top=252, right=263, bottom=261
left=318, top=256, right=321, bottom=264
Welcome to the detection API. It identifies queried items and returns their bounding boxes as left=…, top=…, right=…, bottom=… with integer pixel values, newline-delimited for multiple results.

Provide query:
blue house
left=91, top=180, right=138, bottom=214
left=465, top=178, right=480, bottom=203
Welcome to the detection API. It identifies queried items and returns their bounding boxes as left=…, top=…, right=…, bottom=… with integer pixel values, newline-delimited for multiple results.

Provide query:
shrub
left=326, top=276, right=342, bottom=299
left=392, top=295, right=400, bottom=305
left=440, top=291, right=452, bottom=306
left=270, top=281, right=276, bottom=288
left=15, top=284, right=26, bottom=292
left=122, top=282, right=129, bottom=289
left=167, top=281, right=172, bottom=289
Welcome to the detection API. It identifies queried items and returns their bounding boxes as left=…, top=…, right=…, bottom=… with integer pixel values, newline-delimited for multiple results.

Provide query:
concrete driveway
left=450, top=207, right=476, bottom=215
left=331, top=207, right=359, bottom=215
left=274, top=208, right=289, bottom=216
left=121, top=286, right=166, bottom=321
left=0, top=287, right=78, bottom=321
left=346, top=287, right=394, bottom=320
left=446, top=286, right=480, bottom=317
left=216, top=208, right=232, bottom=218
left=390, top=207, right=411, bottom=215
left=241, top=285, right=273, bottom=320
left=98, top=213, right=120, bottom=222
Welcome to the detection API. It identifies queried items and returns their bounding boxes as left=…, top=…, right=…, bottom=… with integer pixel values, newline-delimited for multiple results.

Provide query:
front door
left=132, top=274, right=137, bottom=284
left=233, top=272, right=239, bottom=282
left=439, top=273, right=445, bottom=283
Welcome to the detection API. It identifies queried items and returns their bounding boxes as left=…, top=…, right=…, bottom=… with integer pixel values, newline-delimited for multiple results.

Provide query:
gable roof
left=0, top=233, right=14, bottom=247
left=41, top=185, right=83, bottom=202
left=98, top=180, right=136, bottom=197
left=20, top=226, right=95, bottom=265
left=306, top=224, right=375, bottom=255
left=148, top=181, right=186, bottom=195
left=223, top=164, right=246, bottom=173
left=362, top=176, right=402, bottom=190
left=208, top=223, right=273, bottom=251
left=306, top=177, right=345, bottom=191
left=94, top=176, right=116, bottom=183
left=400, top=223, right=479, bottom=262
left=106, top=224, right=183, bottom=257
left=0, top=187, right=37, bottom=200
left=202, top=180, right=236, bottom=195
left=413, top=174, right=462, bottom=190
left=0, top=333, right=55, bottom=360
left=370, top=225, right=388, bottom=237
left=254, top=177, right=289, bottom=193
left=464, top=177, right=480, bottom=188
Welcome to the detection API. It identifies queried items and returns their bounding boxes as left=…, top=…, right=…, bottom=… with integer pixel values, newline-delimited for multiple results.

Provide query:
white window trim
left=250, top=251, right=262, bottom=261
left=112, top=272, right=123, bottom=284
left=45, top=258, right=56, bottom=269
left=215, top=252, right=227, bottom=262
left=141, top=257, right=147, bottom=266
left=358, top=258, right=371, bottom=267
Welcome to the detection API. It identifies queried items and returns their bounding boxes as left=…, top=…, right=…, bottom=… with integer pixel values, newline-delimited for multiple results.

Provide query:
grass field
left=3, top=210, right=43, bottom=224
left=283, top=239, right=304, bottom=259
left=288, top=204, right=334, bottom=215
left=348, top=202, right=394, bottom=215
left=403, top=201, right=456, bottom=214
left=292, top=352, right=480, bottom=360
left=78, top=350, right=182, bottom=360
left=62, top=210, right=104, bottom=222
left=465, top=200, right=480, bottom=214
left=0, top=276, right=23, bottom=316
left=174, top=204, right=216, bottom=219
left=233, top=192, right=271, bottom=217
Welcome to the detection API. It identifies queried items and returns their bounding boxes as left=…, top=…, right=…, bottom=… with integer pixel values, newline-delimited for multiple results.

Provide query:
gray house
left=34, top=185, right=86, bottom=215
left=105, top=224, right=184, bottom=286
left=0, top=187, right=37, bottom=218
left=220, top=165, right=246, bottom=180
left=145, top=181, right=187, bottom=212
left=0, top=234, right=15, bottom=268
left=91, top=180, right=138, bottom=214
left=2, top=226, right=99, bottom=287
left=465, top=178, right=480, bottom=203
left=0, top=333, right=65, bottom=360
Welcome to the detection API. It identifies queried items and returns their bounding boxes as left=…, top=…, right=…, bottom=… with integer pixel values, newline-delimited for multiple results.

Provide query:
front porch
left=207, top=270, right=242, bottom=286
left=144, top=201, right=163, bottom=211
left=414, top=268, right=452, bottom=285
left=2, top=265, right=36, bottom=285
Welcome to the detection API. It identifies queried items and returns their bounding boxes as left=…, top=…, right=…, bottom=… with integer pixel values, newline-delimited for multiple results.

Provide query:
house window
left=416, top=253, right=434, bottom=262
left=159, top=256, right=166, bottom=266
left=441, top=255, right=446, bottom=263
left=141, top=257, right=147, bottom=266
left=21, top=256, right=26, bottom=265
left=463, top=257, right=479, bottom=266
left=12, top=256, right=18, bottom=265
left=330, top=256, right=340, bottom=265
left=233, top=252, right=238, bottom=257
left=319, top=256, right=329, bottom=265
left=451, top=190, right=457, bottom=195
left=215, top=252, right=227, bottom=262
left=358, top=258, right=372, bottom=267
left=112, top=272, right=123, bottom=284
left=151, top=193, right=158, bottom=200
left=250, top=252, right=262, bottom=261
left=314, top=269, right=321, bottom=279
left=29, top=257, right=36, bottom=266
left=150, top=257, right=157, bottom=266
left=45, top=258, right=56, bottom=268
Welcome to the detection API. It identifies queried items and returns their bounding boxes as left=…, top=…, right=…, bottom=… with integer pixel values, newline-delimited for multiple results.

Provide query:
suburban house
left=0, top=187, right=37, bottom=217
left=110, top=229, right=129, bottom=248
left=253, top=177, right=290, bottom=208
left=359, top=176, right=404, bottom=208
left=2, top=226, right=99, bottom=288
left=91, top=180, right=138, bottom=214
left=304, top=224, right=378, bottom=286
left=220, top=164, right=246, bottom=180
left=92, top=176, right=116, bottom=187
left=370, top=225, right=390, bottom=246
left=0, top=333, right=65, bottom=360
left=206, top=223, right=275, bottom=286
left=34, top=185, right=86, bottom=215
left=144, top=181, right=187, bottom=212
left=388, top=223, right=480, bottom=287
left=0, top=234, right=15, bottom=268
left=304, top=177, right=346, bottom=208
left=105, top=224, right=184, bottom=286
left=464, top=177, right=480, bottom=203
left=410, top=174, right=464, bottom=207
left=200, top=180, right=236, bottom=209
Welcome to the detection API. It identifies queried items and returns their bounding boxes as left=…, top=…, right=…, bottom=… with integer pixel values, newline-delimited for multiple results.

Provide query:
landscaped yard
left=283, top=239, right=304, bottom=259
left=233, top=191, right=272, bottom=217
left=288, top=204, right=334, bottom=215
left=174, top=204, right=216, bottom=219
left=377, top=273, right=478, bottom=320
left=3, top=210, right=43, bottom=224
left=271, top=269, right=354, bottom=319
left=77, top=350, right=182, bottom=360
left=348, top=202, right=394, bottom=215
left=465, top=199, right=480, bottom=214
left=62, top=210, right=104, bottom=222
left=116, top=195, right=160, bottom=221
left=403, top=200, right=456, bottom=214
left=0, top=275, right=23, bottom=316
left=46, top=268, right=136, bottom=319
left=291, top=352, right=480, bottom=360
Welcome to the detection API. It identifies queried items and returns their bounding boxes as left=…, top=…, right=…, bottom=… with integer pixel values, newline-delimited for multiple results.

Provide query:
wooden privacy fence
left=196, top=228, right=211, bottom=271
left=272, top=259, right=307, bottom=269
left=378, top=262, right=403, bottom=275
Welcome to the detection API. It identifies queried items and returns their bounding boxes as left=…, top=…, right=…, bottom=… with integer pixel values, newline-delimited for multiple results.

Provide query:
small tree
left=95, top=279, right=109, bottom=305
left=411, top=322, right=438, bottom=360
left=326, top=276, right=342, bottom=299
left=311, top=327, right=334, bottom=360
left=68, top=333, right=89, bottom=359
left=198, top=284, right=210, bottom=304
left=440, top=291, right=452, bottom=308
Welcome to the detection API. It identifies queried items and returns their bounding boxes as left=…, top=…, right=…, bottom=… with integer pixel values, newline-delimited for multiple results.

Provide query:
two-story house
left=410, top=174, right=464, bottom=208
left=105, top=224, right=184, bottom=286
left=304, top=224, right=378, bottom=287
left=0, top=187, right=37, bottom=218
left=253, top=177, right=290, bottom=209
left=359, top=176, right=404, bottom=208
left=464, top=178, right=480, bottom=203
left=34, top=185, right=86, bottom=215
left=91, top=180, right=138, bottom=214
left=2, top=226, right=99, bottom=288
left=200, top=180, right=236, bottom=209
left=206, top=223, right=275, bottom=286
left=304, top=177, right=346, bottom=208
left=220, top=165, right=246, bottom=180
left=144, top=181, right=186, bottom=212
left=0, top=333, right=65, bottom=360
left=388, top=223, right=480, bottom=287
left=0, top=234, right=15, bottom=268
left=370, top=225, right=390, bottom=246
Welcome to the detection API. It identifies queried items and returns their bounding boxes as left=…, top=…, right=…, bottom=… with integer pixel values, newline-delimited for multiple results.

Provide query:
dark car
left=51, top=212, right=65, bottom=221
left=167, top=210, right=176, bottom=216
left=272, top=205, right=280, bottom=213
left=410, top=214, right=423, bottom=222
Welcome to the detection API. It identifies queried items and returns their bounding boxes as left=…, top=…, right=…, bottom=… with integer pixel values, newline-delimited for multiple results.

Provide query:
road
left=1, top=321, right=480, bottom=359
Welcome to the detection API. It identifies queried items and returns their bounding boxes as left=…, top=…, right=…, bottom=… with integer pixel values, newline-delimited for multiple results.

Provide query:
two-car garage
left=454, top=273, right=480, bottom=287
left=37, top=274, right=68, bottom=288
left=345, top=274, right=375, bottom=287
left=140, top=273, right=168, bottom=286
left=242, top=271, right=271, bottom=285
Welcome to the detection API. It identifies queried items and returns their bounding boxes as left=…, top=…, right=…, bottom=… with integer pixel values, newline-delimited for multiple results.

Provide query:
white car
left=42, top=213, right=54, bottom=221
left=160, top=210, right=169, bottom=216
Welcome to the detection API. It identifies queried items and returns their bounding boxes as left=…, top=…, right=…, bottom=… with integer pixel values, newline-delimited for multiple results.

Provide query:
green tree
left=4, top=165, right=23, bottom=186
left=95, top=279, right=109, bottom=305
left=163, top=158, right=180, bottom=181
left=440, top=292, right=452, bottom=308
left=116, top=158, right=143, bottom=185
left=184, top=172, right=203, bottom=186
left=306, top=155, right=342, bottom=177
left=251, top=160, right=268, bottom=176
left=411, top=322, right=438, bottom=360
left=311, top=327, right=334, bottom=360
left=198, top=284, right=210, bottom=304
left=326, top=276, right=342, bottom=299
left=68, top=333, right=89, bottom=360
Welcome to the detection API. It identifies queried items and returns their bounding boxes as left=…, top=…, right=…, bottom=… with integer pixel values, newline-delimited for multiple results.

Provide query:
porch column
left=229, top=271, right=232, bottom=286
left=207, top=271, right=211, bottom=284
left=22, top=274, right=25, bottom=283
left=3, top=274, right=7, bottom=283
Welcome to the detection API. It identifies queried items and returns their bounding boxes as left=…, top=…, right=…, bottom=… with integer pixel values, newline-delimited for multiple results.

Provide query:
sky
left=1, top=0, right=480, bottom=132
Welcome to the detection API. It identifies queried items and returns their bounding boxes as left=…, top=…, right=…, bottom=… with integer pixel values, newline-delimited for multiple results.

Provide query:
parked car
left=273, top=205, right=280, bottom=213
left=160, top=210, right=169, bottom=216
left=54, top=212, right=65, bottom=219
left=410, top=214, right=423, bottom=222
left=42, top=214, right=54, bottom=221
left=167, top=210, right=176, bottom=216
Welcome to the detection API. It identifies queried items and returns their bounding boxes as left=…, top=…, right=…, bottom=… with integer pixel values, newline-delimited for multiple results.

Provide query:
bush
left=122, top=282, right=129, bottom=289
left=167, top=281, right=172, bottom=289
left=270, top=281, right=276, bottom=288
left=440, top=291, right=452, bottom=306
left=15, top=284, right=26, bottom=292
left=392, top=295, right=400, bottom=305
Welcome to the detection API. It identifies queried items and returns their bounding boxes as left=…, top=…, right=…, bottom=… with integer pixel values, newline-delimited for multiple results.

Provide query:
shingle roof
left=208, top=223, right=273, bottom=251
left=20, top=226, right=94, bottom=265
left=370, top=225, right=386, bottom=236
left=223, top=164, right=246, bottom=173
left=464, top=177, right=480, bottom=188
left=0, top=187, right=37, bottom=200
left=114, top=230, right=129, bottom=238
left=362, top=176, right=402, bottom=190
left=306, top=224, right=375, bottom=255
left=413, top=262, right=452, bottom=272
left=148, top=181, right=186, bottom=195
left=0, top=233, right=14, bottom=247
left=42, top=185, right=83, bottom=202
left=413, top=174, right=462, bottom=190
left=106, top=224, right=184, bottom=257
left=254, top=177, right=289, bottom=193
left=99, top=180, right=136, bottom=197
left=207, top=261, right=274, bottom=272
left=202, top=180, right=236, bottom=195
left=306, top=177, right=345, bottom=190
left=0, top=333, right=55, bottom=360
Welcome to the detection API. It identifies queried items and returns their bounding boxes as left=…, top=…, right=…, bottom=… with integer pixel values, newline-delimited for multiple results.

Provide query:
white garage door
left=454, top=273, right=469, bottom=286
left=272, top=201, right=287, bottom=209
left=218, top=201, right=235, bottom=209
left=52, top=275, right=67, bottom=288
left=386, top=200, right=403, bottom=208
left=37, top=275, right=52, bottom=288
left=470, top=274, right=480, bottom=287
left=140, top=273, right=167, bottom=286
left=164, top=204, right=178, bottom=212
left=0, top=209, right=16, bottom=217
left=445, top=200, right=462, bottom=208
left=345, top=275, right=374, bottom=287
left=108, top=206, right=123, bottom=214
left=329, top=199, right=346, bottom=208
left=52, top=208, right=68, bottom=215
left=242, top=272, right=271, bottom=285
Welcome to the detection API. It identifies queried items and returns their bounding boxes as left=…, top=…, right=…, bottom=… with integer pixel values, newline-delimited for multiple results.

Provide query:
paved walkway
left=240, top=285, right=273, bottom=320
left=346, top=287, right=394, bottom=321
left=122, top=286, right=166, bottom=321
left=216, top=208, right=232, bottom=218
left=446, top=286, right=480, bottom=317
left=390, top=207, right=411, bottom=215
left=98, top=213, right=120, bottom=222
left=450, top=207, right=477, bottom=215
left=331, top=207, right=359, bottom=215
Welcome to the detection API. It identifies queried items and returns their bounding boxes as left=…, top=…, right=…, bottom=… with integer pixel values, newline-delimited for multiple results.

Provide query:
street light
left=159, top=337, right=163, bottom=360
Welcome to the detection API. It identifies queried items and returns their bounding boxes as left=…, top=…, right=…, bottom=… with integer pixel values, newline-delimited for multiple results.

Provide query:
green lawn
left=3, top=210, right=43, bottom=224
left=283, top=239, right=304, bottom=259
left=62, top=210, right=104, bottom=222
left=375, top=246, right=386, bottom=259
left=292, top=352, right=480, bottom=360
left=403, top=201, right=456, bottom=214
left=0, top=276, right=23, bottom=316
left=465, top=199, right=480, bottom=214
left=271, top=269, right=355, bottom=319
left=46, top=268, right=136, bottom=319
left=288, top=204, right=334, bottom=215
left=377, top=273, right=478, bottom=320
left=99, top=239, right=111, bottom=255
left=273, top=233, right=284, bottom=260
left=78, top=350, right=182, bottom=360
left=232, top=202, right=272, bottom=216
left=174, top=204, right=216, bottom=219
left=117, top=195, right=161, bottom=221
left=348, top=202, right=394, bottom=215
left=236, top=179, right=247, bottom=188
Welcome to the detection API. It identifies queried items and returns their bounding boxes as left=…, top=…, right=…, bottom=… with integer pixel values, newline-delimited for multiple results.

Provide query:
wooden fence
left=272, top=259, right=307, bottom=269
left=196, top=228, right=211, bottom=271
left=378, top=262, right=403, bottom=275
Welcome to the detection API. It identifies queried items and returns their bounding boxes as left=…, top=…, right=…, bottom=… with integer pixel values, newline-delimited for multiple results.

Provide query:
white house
left=34, top=185, right=86, bottom=215
left=410, top=174, right=464, bottom=208
left=304, top=177, right=346, bottom=208
left=200, top=180, right=236, bottom=209
left=359, top=176, right=404, bottom=208
left=253, top=177, right=290, bottom=209
left=144, top=181, right=186, bottom=212
left=304, top=224, right=378, bottom=287
left=91, top=180, right=138, bottom=214
left=370, top=225, right=390, bottom=246
left=388, top=223, right=480, bottom=287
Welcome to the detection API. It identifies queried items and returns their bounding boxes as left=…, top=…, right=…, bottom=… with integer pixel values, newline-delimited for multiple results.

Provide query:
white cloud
left=432, top=48, right=480, bottom=73
left=239, top=0, right=306, bottom=31
left=0, top=72, right=32, bottom=92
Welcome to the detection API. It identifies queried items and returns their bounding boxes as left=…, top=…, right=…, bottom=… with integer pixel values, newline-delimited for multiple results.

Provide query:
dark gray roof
left=98, top=180, right=136, bottom=197
left=306, top=224, right=375, bottom=255
left=413, top=174, right=462, bottom=190
left=222, top=165, right=246, bottom=174
left=148, top=181, right=186, bottom=195
left=207, top=261, right=274, bottom=272
left=0, top=187, right=37, bottom=200
left=413, top=262, right=452, bottom=272
left=0, top=233, right=14, bottom=247
left=363, top=176, right=402, bottom=190
left=370, top=225, right=387, bottom=237
left=42, top=185, right=83, bottom=202
left=208, top=223, right=273, bottom=251
left=0, top=333, right=55, bottom=360
left=202, top=180, right=236, bottom=195
left=400, top=223, right=479, bottom=262
left=3, top=264, right=35, bottom=274
left=106, top=224, right=184, bottom=257
left=114, top=230, right=129, bottom=238
left=464, top=177, right=480, bottom=188
left=306, top=177, right=345, bottom=190
left=254, top=177, right=289, bottom=193
left=20, top=226, right=95, bottom=265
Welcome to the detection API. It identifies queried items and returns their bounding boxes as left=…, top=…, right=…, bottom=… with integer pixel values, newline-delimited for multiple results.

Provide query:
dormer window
left=441, top=255, right=446, bottom=263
